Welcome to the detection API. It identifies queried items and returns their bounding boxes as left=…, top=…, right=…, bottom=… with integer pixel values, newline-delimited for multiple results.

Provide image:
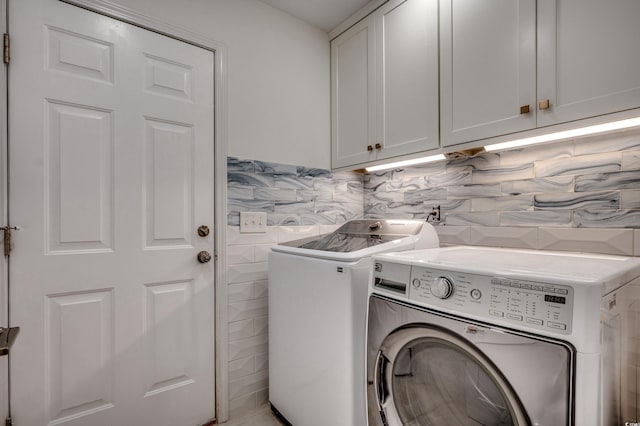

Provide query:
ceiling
left=258, top=0, right=373, bottom=32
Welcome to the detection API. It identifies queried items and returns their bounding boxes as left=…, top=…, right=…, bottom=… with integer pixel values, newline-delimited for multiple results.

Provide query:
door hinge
left=5, top=416, right=13, bottom=426
left=3, top=33, right=9, bottom=65
left=1, top=226, right=19, bottom=257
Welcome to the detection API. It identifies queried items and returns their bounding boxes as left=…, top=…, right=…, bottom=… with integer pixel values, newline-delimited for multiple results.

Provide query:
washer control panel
left=405, top=265, right=574, bottom=335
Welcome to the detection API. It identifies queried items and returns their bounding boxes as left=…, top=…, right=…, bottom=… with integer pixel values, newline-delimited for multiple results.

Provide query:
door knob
left=197, top=225, right=210, bottom=237
left=197, top=251, right=212, bottom=263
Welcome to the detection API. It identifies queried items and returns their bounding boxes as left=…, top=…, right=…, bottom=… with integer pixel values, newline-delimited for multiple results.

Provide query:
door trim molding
left=1, top=0, right=8, bottom=422
left=55, top=0, right=230, bottom=421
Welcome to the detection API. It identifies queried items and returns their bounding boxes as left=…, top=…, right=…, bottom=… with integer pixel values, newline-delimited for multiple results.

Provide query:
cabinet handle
left=375, top=143, right=382, bottom=150
left=539, top=99, right=550, bottom=110
left=367, top=145, right=373, bottom=152
left=520, top=105, right=530, bottom=114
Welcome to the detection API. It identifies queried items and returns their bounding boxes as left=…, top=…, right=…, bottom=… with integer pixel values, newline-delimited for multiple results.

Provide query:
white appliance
left=367, top=246, right=640, bottom=425
left=268, top=219, right=439, bottom=426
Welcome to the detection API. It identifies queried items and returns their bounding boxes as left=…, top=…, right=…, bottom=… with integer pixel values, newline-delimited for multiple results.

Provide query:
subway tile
left=276, top=225, right=319, bottom=243
left=229, top=356, right=255, bottom=381
left=297, top=190, right=334, bottom=202
left=254, top=188, right=297, bottom=202
left=228, top=282, right=255, bottom=303
left=227, top=245, right=255, bottom=265
left=255, top=353, right=268, bottom=373
left=500, top=211, right=573, bottom=227
left=274, top=201, right=315, bottom=214
left=471, top=195, right=533, bottom=212
left=229, top=319, right=254, bottom=341
left=367, top=191, right=406, bottom=203
left=445, top=212, right=500, bottom=227
left=228, top=171, right=275, bottom=187
left=256, top=389, right=269, bottom=407
left=315, top=202, right=362, bottom=222
left=254, top=316, right=268, bottom=336
left=404, top=188, right=447, bottom=203
left=299, top=214, right=339, bottom=225
left=227, top=157, right=255, bottom=172
left=364, top=203, right=388, bottom=217
left=386, top=202, right=430, bottom=217
left=471, top=164, right=535, bottom=185
left=228, top=199, right=275, bottom=214
left=502, top=176, right=575, bottom=195
left=535, top=152, right=621, bottom=177
left=228, top=213, right=240, bottom=226
left=447, top=183, right=504, bottom=199
left=254, top=161, right=298, bottom=175
left=469, top=226, right=539, bottom=249
left=426, top=167, right=473, bottom=186
left=423, top=199, right=472, bottom=213
left=228, top=185, right=255, bottom=200
left=267, top=213, right=301, bottom=226
left=254, top=244, right=273, bottom=263
left=574, top=128, right=640, bottom=156
left=434, top=225, right=471, bottom=245
left=273, top=175, right=315, bottom=190
left=574, top=209, right=640, bottom=228
left=385, top=177, right=429, bottom=191
left=254, top=281, right=268, bottom=299
left=575, top=170, right=640, bottom=192
left=622, top=150, right=640, bottom=171
left=229, top=334, right=268, bottom=361
left=534, top=191, right=619, bottom=210
left=229, top=370, right=269, bottom=401
left=228, top=297, right=268, bottom=323
left=539, top=227, right=633, bottom=256
left=228, top=262, right=268, bottom=284
left=229, top=393, right=257, bottom=420
left=499, top=142, right=573, bottom=166
left=227, top=226, right=278, bottom=246
left=297, top=166, right=332, bottom=178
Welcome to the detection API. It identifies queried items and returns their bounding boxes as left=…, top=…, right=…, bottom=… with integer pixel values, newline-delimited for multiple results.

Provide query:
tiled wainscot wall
left=224, top=128, right=640, bottom=419
left=225, top=158, right=363, bottom=418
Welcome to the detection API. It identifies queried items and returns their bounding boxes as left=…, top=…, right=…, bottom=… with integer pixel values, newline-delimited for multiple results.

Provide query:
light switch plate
left=240, top=212, right=268, bottom=233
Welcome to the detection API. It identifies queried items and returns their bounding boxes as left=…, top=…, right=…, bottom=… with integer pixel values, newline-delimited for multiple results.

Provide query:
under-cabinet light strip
left=484, top=116, right=640, bottom=152
left=365, top=154, right=446, bottom=172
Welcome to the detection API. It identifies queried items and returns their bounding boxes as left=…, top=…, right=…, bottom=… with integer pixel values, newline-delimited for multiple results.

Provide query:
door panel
left=9, top=1, right=215, bottom=425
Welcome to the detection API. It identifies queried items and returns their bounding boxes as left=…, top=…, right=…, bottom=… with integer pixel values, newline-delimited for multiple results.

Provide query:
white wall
left=112, top=0, right=331, bottom=169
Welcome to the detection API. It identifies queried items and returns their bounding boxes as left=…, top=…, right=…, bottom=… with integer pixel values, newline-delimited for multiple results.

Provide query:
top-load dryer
left=367, top=246, right=640, bottom=425
left=268, top=219, right=439, bottom=426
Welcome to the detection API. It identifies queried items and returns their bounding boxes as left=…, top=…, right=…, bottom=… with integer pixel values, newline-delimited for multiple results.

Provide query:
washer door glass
left=376, top=326, right=529, bottom=426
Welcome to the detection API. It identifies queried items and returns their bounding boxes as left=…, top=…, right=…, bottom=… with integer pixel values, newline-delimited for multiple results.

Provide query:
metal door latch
left=0, top=226, right=20, bottom=257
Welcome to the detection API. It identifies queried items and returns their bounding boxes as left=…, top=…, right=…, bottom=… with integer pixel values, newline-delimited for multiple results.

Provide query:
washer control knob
left=412, top=278, right=421, bottom=288
left=431, top=277, right=454, bottom=299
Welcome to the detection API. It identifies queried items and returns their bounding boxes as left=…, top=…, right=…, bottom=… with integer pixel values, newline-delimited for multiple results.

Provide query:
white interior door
left=8, top=1, right=216, bottom=425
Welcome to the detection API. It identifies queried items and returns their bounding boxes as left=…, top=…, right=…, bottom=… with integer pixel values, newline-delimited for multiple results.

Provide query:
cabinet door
left=538, top=0, right=640, bottom=127
left=376, top=0, right=439, bottom=159
left=440, top=0, right=536, bottom=147
left=331, top=16, right=376, bottom=169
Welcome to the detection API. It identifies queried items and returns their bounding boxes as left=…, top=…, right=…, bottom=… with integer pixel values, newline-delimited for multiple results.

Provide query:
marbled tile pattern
left=228, top=157, right=364, bottom=226
left=363, top=130, right=640, bottom=229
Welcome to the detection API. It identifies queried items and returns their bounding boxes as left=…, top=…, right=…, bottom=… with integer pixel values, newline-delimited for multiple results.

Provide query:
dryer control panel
left=372, top=260, right=574, bottom=335
left=409, top=266, right=573, bottom=335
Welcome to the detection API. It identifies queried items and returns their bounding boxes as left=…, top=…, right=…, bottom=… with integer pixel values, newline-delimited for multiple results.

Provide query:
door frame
left=1, top=0, right=231, bottom=422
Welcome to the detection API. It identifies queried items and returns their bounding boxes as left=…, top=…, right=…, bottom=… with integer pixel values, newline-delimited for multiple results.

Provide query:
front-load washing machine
left=268, top=219, right=439, bottom=426
left=367, top=246, right=640, bottom=425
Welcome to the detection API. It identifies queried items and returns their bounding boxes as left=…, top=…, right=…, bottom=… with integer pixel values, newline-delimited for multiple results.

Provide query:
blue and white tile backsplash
left=363, top=130, right=640, bottom=228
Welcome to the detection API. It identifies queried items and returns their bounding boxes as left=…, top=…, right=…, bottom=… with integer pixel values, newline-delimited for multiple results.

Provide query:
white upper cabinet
left=331, top=0, right=439, bottom=169
left=440, top=0, right=536, bottom=147
left=441, top=0, right=640, bottom=147
left=537, top=0, right=640, bottom=127
left=331, top=15, right=376, bottom=168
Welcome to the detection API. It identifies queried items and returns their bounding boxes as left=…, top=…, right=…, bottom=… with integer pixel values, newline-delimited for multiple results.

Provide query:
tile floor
left=222, top=404, right=284, bottom=425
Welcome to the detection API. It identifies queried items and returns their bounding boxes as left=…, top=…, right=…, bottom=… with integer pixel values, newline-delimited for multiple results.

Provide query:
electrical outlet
left=240, top=212, right=267, bottom=233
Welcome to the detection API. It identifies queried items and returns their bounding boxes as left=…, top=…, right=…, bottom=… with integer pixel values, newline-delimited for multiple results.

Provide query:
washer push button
left=526, top=317, right=543, bottom=326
